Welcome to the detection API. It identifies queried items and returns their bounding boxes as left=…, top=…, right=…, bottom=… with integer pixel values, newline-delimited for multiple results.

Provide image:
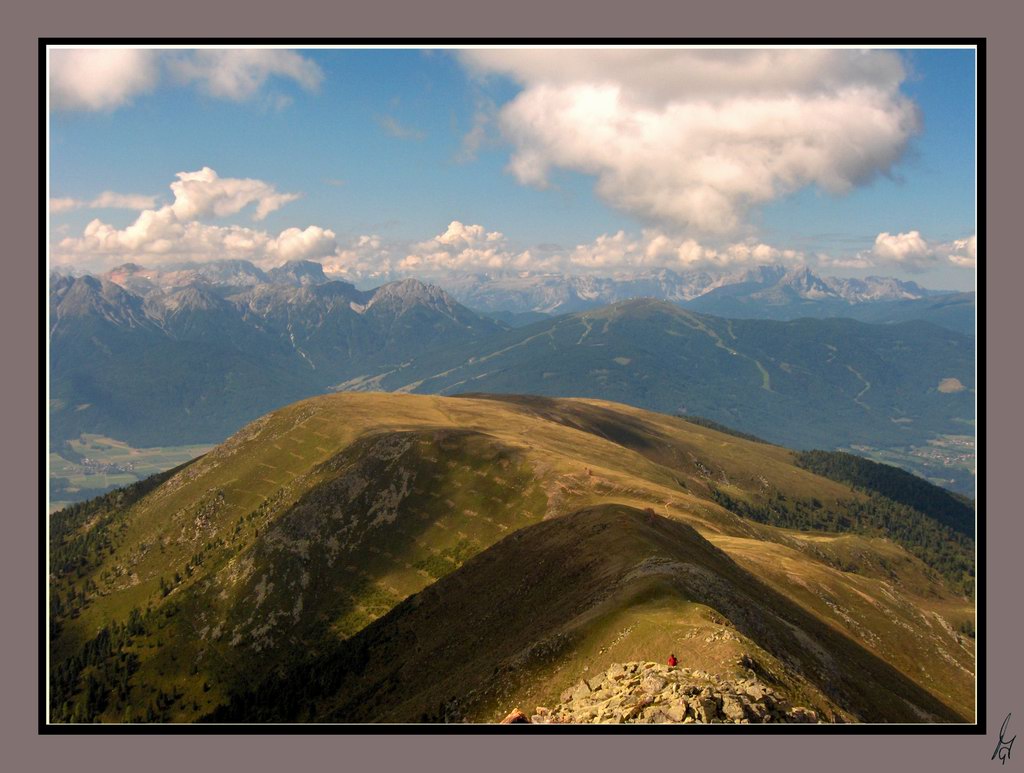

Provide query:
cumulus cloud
left=461, top=49, right=920, bottom=233
left=393, top=221, right=803, bottom=277
left=947, top=235, right=977, bottom=268
left=322, top=235, right=396, bottom=278
left=51, top=165, right=975, bottom=281
left=169, top=167, right=300, bottom=222
left=50, top=49, right=160, bottom=111
left=569, top=230, right=803, bottom=271
left=52, top=167, right=314, bottom=269
left=871, top=230, right=933, bottom=267
left=269, top=226, right=338, bottom=263
left=50, top=48, right=322, bottom=111
left=435, top=221, right=504, bottom=246
left=401, top=221, right=533, bottom=272
left=55, top=217, right=334, bottom=270
left=827, top=230, right=977, bottom=272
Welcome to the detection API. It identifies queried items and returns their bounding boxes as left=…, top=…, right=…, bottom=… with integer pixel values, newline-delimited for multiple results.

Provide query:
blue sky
left=48, top=46, right=977, bottom=290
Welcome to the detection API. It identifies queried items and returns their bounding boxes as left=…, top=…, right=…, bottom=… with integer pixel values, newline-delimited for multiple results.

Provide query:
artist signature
left=993, top=713, right=1016, bottom=765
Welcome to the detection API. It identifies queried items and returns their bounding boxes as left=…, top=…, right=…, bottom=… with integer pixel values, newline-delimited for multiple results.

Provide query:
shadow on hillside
left=205, top=504, right=968, bottom=724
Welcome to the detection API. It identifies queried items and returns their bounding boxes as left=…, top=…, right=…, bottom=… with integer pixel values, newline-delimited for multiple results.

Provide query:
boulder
left=571, top=680, right=593, bottom=701
left=789, top=707, right=819, bottom=723
left=500, top=708, right=530, bottom=724
left=540, top=660, right=831, bottom=726
left=744, top=683, right=766, bottom=701
left=641, top=675, right=667, bottom=695
left=721, top=694, right=748, bottom=721
left=606, top=663, right=627, bottom=681
left=665, top=703, right=689, bottom=722
left=697, top=696, right=719, bottom=723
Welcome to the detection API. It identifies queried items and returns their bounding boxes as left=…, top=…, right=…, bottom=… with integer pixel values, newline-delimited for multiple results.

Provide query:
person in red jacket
left=667, top=653, right=678, bottom=667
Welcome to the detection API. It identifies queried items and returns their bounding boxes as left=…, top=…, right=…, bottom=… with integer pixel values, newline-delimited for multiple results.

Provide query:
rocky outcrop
left=526, top=661, right=825, bottom=724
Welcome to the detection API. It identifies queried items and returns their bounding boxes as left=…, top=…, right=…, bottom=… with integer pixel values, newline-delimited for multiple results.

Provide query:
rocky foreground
left=502, top=661, right=828, bottom=725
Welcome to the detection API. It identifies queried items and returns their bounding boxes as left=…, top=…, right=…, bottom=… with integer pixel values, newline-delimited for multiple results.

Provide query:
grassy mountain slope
left=208, top=504, right=965, bottom=724
left=49, top=393, right=974, bottom=724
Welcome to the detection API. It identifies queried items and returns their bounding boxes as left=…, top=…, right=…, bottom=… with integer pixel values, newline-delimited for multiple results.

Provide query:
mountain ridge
left=49, top=392, right=975, bottom=724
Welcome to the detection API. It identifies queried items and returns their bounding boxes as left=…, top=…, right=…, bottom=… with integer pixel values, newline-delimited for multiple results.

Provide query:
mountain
left=267, top=259, right=329, bottom=286
left=346, top=299, right=975, bottom=453
left=48, top=393, right=974, bottom=724
left=439, top=268, right=719, bottom=315
left=97, top=258, right=971, bottom=332
left=105, top=259, right=271, bottom=295
left=50, top=276, right=316, bottom=448
left=686, top=273, right=974, bottom=335
left=49, top=274, right=505, bottom=447
left=840, top=292, right=977, bottom=336
left=415, top=265, right=971, bottom=334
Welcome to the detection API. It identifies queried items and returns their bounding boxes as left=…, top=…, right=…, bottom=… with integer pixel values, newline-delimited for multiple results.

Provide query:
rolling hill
left=49, top=393, right=975, bottom=724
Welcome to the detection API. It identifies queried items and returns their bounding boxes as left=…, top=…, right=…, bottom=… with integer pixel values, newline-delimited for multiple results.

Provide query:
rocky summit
left=522, top=661, right=825, bottom=725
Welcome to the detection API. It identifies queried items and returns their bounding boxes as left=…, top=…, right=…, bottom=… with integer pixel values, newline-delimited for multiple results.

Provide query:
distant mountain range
left=49, top=259, right=976, bottom=495
left=80, top=259, right=975, bottom=333
left=50, top=269, right=502, bottom=447
left=424, top=264, right=975, bottom=335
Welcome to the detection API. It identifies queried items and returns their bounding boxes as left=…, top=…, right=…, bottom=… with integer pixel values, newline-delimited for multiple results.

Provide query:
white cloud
left=169, top=167, right=300, bottom=222
left=50, top=49, right=160, bottom=111
left=167, top=49, right=323, bottom=101
left=435, top=221, right=504, bottom=247
left=269, top=226, right=338, bottom=263
left=52, top=167, right=308, bottom=269
left=947, top=235, right=977, bottom=268
left=323, top=234, right=395, bottom=278
left=872, top=230, right=932, bottom=266
left=401, top=221, right=532, bottom=273
left=569, top=230, right=803, bottom=271
left=831, top=230, right=977, bottom=272
left=393, top=221, right=803, bottom=277
left=461, top=49, right=919, bottom=233
left=50, top=48, right=322, bottom=112
left=55, top=216, right=335, bottom=270
left=51, top=165, right=973, bottom=282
